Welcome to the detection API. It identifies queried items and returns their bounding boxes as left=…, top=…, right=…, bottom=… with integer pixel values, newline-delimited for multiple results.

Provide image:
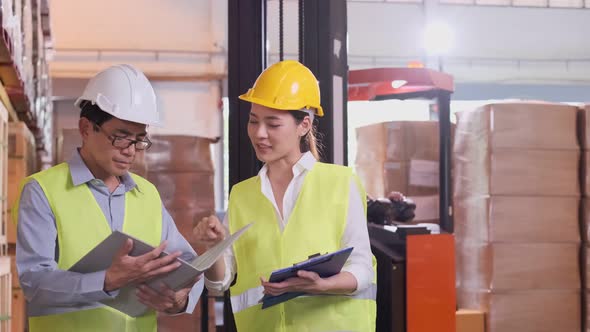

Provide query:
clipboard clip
left=292, top=253, right=322, bottom=266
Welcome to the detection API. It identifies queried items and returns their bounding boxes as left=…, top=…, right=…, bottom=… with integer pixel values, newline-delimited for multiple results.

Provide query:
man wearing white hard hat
left=13, top=64, right=203, bottom=331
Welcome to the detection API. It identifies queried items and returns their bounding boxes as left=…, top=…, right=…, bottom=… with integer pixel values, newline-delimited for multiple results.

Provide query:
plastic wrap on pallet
left=146, top=135, right=216, bottom=328
left=455, top=196, right=580, bottom=243
left=582, top=151, right=590, bottom=197
left=583, top=200, right=590, bottom=243
left=454, top=102, right=579, bottom=152
left=148, top=172, right=214, bottom=211
left=1, top=0, right=14, bottom=31
left=145, top=136, right=214, bottom=173
left=453, top=102, right=580, bottom=199
left=579, top=105, right=590, bottom=150
left=355, top=122, right=452, bottom=198
left=456, top=289, right=581, bottom=332
left=355, top=121, right=452, bottom=163
left=456, top=242, right=580, bottom=291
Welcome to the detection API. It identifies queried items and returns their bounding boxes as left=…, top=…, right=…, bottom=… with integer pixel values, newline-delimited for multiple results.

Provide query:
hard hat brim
left=238, top=94, right=324, bottom=117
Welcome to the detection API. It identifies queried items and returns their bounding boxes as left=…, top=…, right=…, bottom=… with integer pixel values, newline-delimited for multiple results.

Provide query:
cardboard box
left=455, top=196, right=580, bottom=243
left=578, top=105, right=590, bottom=150
left=457, top=289, right=580, bottom=332
left=583, top=151, right=590, bottom=196
left=146, top=136, right=214, bottom=173
left=356, top=121, right=454, bottom=163
left=409, top=195, right=439, bottom=223
left=456, top=309, right=484, bottom=332
left=454, top=149, right=579, bottom=198
left=148, top=171, right=215, bottom=211
left=8, top=122, right=35, bottom=160
left=456, top=242, right=580, bottom=291
left=454, top=102, right=579, bottom=152
left=358, top=160, right=440, bottom=198
left=8, top=158, right=27, bottom=211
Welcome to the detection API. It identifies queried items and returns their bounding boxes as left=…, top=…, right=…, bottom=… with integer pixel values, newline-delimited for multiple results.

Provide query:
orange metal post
left=406, top=234, right=456, bottom=332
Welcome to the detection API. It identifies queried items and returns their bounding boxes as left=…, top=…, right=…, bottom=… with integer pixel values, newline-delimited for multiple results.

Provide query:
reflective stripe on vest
left=228, top=162, right=377, bottom=332
left=14, top=163, right=162, bottom=332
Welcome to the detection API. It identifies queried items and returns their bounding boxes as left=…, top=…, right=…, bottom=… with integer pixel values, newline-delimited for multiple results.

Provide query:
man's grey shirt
left=16, top=150, right=204, bottom=316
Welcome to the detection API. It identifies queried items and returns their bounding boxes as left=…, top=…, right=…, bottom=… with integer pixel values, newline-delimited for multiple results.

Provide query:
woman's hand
left=193, top=215, right=226, bottom=249
left=261, top=270, right=330, bottom=296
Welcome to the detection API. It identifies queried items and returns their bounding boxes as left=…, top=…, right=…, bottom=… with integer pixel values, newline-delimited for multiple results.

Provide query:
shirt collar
left=258, top=151, right=317, bottom=178
left=67, top=149, right=139, bottom=192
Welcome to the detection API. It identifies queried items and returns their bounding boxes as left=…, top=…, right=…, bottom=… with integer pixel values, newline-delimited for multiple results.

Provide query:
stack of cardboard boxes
left=578, top=105, right=590, bottom=331
left=145, top=135, right=216, bottom=332
left=356, top=121, right=451, bottom=224
left=454, top=102, right=581, bottom=332
left=7, top=122, right=37, bottom=332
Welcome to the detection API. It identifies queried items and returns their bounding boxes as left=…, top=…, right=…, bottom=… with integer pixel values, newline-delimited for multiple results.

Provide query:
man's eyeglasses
left=93, top=124, right=152, bottom=151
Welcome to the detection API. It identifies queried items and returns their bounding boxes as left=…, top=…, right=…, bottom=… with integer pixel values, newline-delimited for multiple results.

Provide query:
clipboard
left=69, top=223, right=252, bottom=317
left=261, top=247, right=353, bottom=309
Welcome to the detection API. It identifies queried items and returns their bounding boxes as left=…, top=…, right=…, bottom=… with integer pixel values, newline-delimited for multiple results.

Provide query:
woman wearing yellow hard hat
left=195, top=60, right=376, bottom=331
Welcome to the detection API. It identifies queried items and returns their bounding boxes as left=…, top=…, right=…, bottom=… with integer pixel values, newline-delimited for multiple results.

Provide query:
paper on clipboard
left=69, top=223, right=252, bottom=317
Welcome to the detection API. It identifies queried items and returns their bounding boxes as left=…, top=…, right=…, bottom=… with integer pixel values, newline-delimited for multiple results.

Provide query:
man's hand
left=136, top=277, right=201, bottom=314
left=104, top=240, right=182, bottom=292
left=261, top=270, right=329, bottom=296
left=193, top=215, right=226, bottom=249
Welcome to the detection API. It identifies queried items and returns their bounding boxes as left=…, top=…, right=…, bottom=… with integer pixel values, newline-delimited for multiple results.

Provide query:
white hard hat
left=75, top=64, right=162, bottom=127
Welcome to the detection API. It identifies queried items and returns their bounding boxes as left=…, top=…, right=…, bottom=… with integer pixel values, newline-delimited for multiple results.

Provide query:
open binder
left=69, top=223, right=252, bottom=317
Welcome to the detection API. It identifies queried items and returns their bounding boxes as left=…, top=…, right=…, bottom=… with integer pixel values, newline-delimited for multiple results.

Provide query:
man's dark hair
left=79, top=100, right=113, bottom=127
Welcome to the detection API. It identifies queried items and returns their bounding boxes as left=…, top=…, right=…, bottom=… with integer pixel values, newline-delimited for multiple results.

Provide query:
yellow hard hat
left=239, top=60, right=324, bottom=117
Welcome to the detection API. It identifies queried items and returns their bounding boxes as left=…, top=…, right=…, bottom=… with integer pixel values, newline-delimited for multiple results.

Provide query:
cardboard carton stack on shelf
left=355, top=121, right=453, bottom=224
left=7, top=121, right=37, bottom=332
left=454, top=102, right=581, bottom=332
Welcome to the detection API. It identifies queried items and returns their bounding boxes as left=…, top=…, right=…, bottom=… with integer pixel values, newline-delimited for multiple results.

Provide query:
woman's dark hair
left=290, top=110, right=322, bottom=160
left=79, top=100, right=113, bottom=128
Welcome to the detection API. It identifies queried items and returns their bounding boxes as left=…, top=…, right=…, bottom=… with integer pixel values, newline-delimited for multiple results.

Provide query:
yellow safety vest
left=14, top=163, right=162, bottom=332
left=228, top=162, right=377, bottom=332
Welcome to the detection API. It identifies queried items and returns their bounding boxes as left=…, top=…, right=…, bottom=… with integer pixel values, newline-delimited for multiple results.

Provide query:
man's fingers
left=141, top=254, right=180, bottom=274
left=136, top=241, right=171, bottom=265
left=116, top=239, right=133, bottom=258
left=136, top=285, right=174, bottom=312
left=139, top=261, right=181, bottom=282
